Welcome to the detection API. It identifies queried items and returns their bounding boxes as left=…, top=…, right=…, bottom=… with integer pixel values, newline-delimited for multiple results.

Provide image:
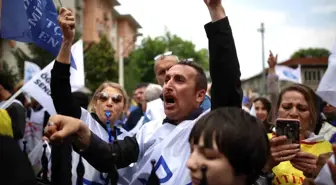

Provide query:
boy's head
left=187, top=107, right=270, bottom=185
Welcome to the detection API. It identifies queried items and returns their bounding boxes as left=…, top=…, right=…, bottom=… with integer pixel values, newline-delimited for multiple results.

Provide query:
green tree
left=290, top=48, right=330, bottom=59
left=12, top=31, right=82, bottom=77
left=84, top=35, right=118, bottom=91
left=124, top=31, right=209, bottom=93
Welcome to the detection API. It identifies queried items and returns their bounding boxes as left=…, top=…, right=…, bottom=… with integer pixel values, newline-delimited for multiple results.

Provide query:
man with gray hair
left=154, top=51, right=179, bottom=86
left=144, top=83, right=162, bottom=103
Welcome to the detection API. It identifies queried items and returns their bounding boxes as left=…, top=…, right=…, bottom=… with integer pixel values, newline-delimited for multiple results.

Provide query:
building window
left=312, top=71, right=316, bottom=81
left=317, top=70, right=321, bottom=81
left=304, top=69, right=322, bottom=83
left=75, top=0, right=82, bottom=10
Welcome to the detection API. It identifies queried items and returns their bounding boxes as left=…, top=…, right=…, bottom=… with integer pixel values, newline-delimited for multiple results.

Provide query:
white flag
left=24, top=61, right=41, bottom=84
left=275, top=65, right=302, bottom=84
left=317, top=40, right=336, bottom=107
left=22, top=40, right=85, bottom=115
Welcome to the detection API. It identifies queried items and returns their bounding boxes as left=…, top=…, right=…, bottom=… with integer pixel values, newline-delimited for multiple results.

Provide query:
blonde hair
left=88, top=82, right=128, bottom=112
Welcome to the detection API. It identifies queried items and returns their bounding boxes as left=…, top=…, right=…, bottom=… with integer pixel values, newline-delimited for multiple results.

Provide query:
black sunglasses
left=96, top=92, right=123, bottom=104
left=179, top=58, right=194, bottom=63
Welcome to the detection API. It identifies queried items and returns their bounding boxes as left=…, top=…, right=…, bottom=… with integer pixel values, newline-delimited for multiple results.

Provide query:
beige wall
left=83, top=0, right=99, bottom=43
left=53, top=0, right=75, bottom=9
left=116, top=19, right=137, bottom=58
left=83, top=0, right=117, bottom=43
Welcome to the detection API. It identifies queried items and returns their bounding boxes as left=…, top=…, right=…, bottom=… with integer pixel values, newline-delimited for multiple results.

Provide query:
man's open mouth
left=164, top=95, right=176, bottom=107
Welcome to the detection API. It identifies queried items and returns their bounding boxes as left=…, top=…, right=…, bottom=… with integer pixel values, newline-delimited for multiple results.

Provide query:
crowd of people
left=1, top=0, right=336, bottom=185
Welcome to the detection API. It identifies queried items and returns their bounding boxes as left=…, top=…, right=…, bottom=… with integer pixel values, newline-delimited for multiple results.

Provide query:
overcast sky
left=116, top=0, right=336, bottom=79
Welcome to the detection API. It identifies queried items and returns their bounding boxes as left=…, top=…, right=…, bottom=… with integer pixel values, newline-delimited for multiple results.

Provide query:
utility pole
left=119, top=37, right=124, bottom=87
left=257, top=22, right=266, bottom=94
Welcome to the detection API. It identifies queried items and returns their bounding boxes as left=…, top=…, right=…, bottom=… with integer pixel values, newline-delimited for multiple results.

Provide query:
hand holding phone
left=275, top=119, right=300, bottom=144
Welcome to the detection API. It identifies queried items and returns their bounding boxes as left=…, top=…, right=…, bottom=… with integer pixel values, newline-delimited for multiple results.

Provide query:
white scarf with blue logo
left=71, top=108, right=132, bottom=185
left=127, top=109, right=210, bottom=185
left=36, top=108, right=132, bottom=185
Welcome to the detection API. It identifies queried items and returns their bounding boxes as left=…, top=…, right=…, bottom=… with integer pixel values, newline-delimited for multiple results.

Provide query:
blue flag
left=0, top=0, right=76, bottom=69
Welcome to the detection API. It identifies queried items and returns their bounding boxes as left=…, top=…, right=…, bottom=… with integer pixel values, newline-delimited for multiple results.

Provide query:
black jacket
left=76, top=16, right=242, bottom=173
left=0, top=135, right=37, bottom=185
left=124, top=106, right=143, bottom=131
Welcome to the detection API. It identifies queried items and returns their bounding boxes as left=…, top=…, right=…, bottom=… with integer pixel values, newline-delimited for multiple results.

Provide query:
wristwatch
left=260, top=170, right=275, bottom=184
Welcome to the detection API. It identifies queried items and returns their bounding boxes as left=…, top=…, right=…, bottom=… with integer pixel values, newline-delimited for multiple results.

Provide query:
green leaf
left=124, top=30, right=209, bottom=93
left=290, top=48, right=330, bottom=59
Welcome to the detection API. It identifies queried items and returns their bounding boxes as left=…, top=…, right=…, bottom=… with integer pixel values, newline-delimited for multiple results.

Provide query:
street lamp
left=118, top=32, right=143, bottom=87
left=257, top=22, right=266, bottom=94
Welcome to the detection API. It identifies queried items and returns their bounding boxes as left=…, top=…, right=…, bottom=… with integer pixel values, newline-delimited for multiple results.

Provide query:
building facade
left=241, top=57, right=328, bottom=96
left=81, top=0, right=142, bottom=58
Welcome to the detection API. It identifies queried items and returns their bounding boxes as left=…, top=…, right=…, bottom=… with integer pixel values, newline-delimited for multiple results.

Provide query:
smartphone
left=275, top=119, right=300, bottom=144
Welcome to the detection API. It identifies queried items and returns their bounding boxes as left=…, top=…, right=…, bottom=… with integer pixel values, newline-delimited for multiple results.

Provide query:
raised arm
left=204, top=0, right=242, bottom=109
left=267, top=51, right=280, bottom=125
left=50, top=8, right=81, bottom=118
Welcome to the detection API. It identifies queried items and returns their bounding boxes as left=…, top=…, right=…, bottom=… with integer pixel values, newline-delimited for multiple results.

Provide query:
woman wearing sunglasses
left=49, top=8, right=130, bottom=185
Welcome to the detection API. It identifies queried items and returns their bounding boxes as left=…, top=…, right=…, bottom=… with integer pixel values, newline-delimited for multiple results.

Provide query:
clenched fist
left=44, top=115, right=91, bottom=150
left=204, top=0, right=222, bottom=9
left=58, top=7, right=75, bottom=42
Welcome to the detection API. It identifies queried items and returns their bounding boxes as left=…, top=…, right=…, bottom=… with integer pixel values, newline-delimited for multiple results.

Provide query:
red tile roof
left=279, top=57, right=328, bottom=66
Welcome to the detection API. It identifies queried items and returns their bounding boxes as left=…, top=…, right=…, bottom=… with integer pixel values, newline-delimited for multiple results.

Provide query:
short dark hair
left=177, top=60, right=207, bottom=91
left=135, top=83, right=149, bottom=90
left=0, top=73, right=14, bottom=92
left=72, top=91, right=89, bottom=109
left=189, top=107, right=270, bottom=185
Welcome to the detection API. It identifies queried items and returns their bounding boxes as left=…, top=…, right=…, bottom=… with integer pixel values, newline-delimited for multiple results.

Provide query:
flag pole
left=0, top=88, right=24, bottom=109
left=58, top=0, right=63, bottom=7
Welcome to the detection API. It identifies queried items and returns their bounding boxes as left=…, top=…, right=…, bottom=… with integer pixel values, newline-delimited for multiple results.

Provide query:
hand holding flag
left=58, top=8, right=75, bottom=43
left=0, top=0, right=77, bottom=69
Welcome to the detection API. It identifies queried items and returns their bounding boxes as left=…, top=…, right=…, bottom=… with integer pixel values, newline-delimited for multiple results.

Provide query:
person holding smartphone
left=263, top=52, right=332, bottom=185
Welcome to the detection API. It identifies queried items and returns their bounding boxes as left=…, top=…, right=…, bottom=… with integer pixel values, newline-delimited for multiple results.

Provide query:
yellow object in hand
left=0, top=109, right=13, bottom=137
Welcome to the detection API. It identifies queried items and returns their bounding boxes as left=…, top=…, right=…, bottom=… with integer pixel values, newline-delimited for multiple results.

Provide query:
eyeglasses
left=96, top=92, right=123, bottom=104
left=154, top=51, right=173, bottom=61
left=180, top=58, right=194, bottom=63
